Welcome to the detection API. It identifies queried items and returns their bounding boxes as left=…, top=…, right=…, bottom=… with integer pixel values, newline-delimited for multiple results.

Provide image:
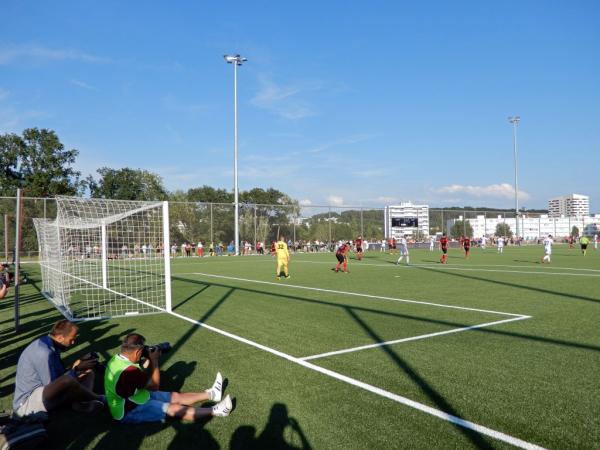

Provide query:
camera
left=142, top=342, right=172, bottom=358
left=80, top=351, right=99, bottom=361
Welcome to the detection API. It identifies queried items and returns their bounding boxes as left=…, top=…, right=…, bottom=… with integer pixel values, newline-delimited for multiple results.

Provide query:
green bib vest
left=104, top=354, right=150, bottom=420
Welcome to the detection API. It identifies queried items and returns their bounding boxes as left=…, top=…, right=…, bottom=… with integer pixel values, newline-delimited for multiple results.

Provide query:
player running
left=462, top=236, right=471, bottom=258
left=429, top=236, right=436, bottom=251
left=541, top=234, right=553, bottom=263
left=439, top=233, right=449, bottom=264
left=332, top=241, right=350, bottom=273
left=395, top=235, right=410, bottom=265
left=275, top=236, right=290, bottom=279
left=355, top=236, right=364, bottom=261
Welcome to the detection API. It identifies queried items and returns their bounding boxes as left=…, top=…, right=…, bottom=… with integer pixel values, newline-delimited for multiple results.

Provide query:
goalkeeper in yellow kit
left=275, top=236, right=290, bottom=279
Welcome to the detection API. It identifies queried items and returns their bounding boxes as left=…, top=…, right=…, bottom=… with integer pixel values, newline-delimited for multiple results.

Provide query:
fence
left=2, top=197, right=599, bottom=260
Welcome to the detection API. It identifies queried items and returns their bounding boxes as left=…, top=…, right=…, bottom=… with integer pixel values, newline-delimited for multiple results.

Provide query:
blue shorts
left=121, top=391, right=172, bottom=424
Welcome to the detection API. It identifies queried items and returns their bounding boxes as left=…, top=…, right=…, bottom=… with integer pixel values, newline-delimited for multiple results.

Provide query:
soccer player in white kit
left=595, top=234, right=598, bottom=250
left=429, top=236, right=435, bottom=251
left=480, top=236, right=487, bottom=249
left=497, top=236, right=505, bottom=254
left=396, top=235, right=410, bottom=265
left=541, top=234, right=553, bottom=263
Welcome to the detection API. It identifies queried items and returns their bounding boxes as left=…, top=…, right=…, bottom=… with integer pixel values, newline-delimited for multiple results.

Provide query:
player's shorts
left=336, top=253, right=345, bottom=263
left=400, top=247, right=409, bottom=255
left=442, top=248, right=448, bottom=254
left=581, top=244, right=588, bottom=250
left=356, top=247, right=363, bottom=253
left=391, top=245, right=397, bottom=249
left=464, top=246, right=470, bottom=251
left=121, top=391, right=172, bottom=424
left=277, top=258, right=288, bottom=266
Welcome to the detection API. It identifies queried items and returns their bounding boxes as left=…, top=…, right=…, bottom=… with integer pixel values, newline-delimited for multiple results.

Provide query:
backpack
left=0, top=411, right=47, bottom=450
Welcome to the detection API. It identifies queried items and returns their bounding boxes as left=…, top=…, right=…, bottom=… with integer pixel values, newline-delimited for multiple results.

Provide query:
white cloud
left=326, top=195, right=344, bottom=206
left=302, top=133, right=378, bottom=155
left=436, top=183, right=531, bottom=201
left=0, top=44, right=110, bottom=65
left=70, top=79, right=97, bottom=91
left=299, top=199, right=312, bottom=206
left=251, top=76, right=319, bottom=120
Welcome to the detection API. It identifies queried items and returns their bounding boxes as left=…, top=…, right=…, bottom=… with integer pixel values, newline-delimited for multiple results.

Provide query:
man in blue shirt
left=13, top=319, right=104, bottom=419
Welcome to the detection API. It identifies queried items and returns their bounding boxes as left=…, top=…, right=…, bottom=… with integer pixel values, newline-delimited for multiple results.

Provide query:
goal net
left=33, top=197, right=172, bottom=320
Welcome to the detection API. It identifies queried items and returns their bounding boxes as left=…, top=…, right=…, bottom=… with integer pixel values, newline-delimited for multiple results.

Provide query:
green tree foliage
left=450, top=220, right=474, bottom=239
left=0, top=128, right=82, bottom=253
left=495, top=222, right=513, bottom=237
left=0, top=128, right=83, bottom=196
left=88, top=167, right=168, bottom=201
left=571, top=226, right=579, bottom=237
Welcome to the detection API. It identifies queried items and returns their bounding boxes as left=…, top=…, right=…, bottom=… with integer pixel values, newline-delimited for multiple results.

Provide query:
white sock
left=206, top=372, right=223, bottom=402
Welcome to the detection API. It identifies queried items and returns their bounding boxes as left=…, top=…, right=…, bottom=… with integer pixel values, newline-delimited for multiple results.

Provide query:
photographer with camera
left=13, top=320, right=105, bottom=419
left=104, top=333, right=232, bottom=423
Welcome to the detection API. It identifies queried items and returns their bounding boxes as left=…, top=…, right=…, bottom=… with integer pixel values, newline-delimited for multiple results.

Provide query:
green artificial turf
left=1, top=244, right=599, bottom=449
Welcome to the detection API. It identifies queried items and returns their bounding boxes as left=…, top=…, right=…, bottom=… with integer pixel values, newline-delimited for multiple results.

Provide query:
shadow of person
left=230, top=403, right=313, bottom=450
left=167, top=418, right=219, bottom=450
left=160, top=361, right=197, bottom=393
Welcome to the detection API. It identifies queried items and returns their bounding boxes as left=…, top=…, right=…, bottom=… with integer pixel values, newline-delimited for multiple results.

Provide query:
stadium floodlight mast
left=224, top=54, right=247, bottom=256
left=508, top=116, right=521, bottom=239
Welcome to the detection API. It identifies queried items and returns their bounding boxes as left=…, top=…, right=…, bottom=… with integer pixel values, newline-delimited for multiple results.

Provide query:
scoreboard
left=391, top=217, right=418, bottom=228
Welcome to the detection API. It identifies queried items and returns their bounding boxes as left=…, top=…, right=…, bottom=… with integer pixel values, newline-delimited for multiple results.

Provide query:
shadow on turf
left=345, top=308, right=496, bottom=449
left=414, top=265, right=600, bottom=306
left=230, top=402, right=313, bottom=450
left=171, top=275, right=600, bottom=355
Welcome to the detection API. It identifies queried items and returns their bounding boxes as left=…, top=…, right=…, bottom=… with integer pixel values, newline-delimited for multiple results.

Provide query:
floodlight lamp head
left=224, top=54, right=247, bottom=65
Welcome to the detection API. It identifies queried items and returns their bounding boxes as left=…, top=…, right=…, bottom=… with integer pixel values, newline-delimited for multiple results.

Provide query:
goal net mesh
left=33, top=197, right=171, bottom=320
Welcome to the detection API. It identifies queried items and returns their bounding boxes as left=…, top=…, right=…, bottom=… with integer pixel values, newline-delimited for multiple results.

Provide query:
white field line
left=290, top=260, right=600, bottom=277
left=166, top=308, right=545, bottom=450
left=177, top=272, right=527, bottom=318
left=299, top=316, right=531, bottom=361
left=166, top=255, right=600, bottom=273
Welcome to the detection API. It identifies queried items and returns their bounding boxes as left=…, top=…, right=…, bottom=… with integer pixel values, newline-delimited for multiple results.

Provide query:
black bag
left=0, top=411, right=47, bottom=450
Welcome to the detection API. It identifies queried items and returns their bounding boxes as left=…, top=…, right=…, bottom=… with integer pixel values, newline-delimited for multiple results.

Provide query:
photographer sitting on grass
left=13, top=319, right=105, bottom=419
left=104, top=333, right=232, bottom=423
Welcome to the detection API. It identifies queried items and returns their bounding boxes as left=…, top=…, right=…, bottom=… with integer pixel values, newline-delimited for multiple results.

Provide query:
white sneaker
left=212, top=394, right=233, bottom=417
left=206, top=372, right=223, bottom=402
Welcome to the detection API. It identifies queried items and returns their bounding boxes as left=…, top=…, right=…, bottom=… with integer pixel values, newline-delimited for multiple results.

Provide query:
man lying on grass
left=13, top=319, right=105, bottom=420
left=104, top=333, right=233, bottom=423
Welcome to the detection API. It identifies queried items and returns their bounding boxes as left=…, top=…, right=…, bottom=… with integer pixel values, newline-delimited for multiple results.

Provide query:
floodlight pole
left=224, top=54, right=247, bottom=256
left=508, top=116, right=521, bottom=239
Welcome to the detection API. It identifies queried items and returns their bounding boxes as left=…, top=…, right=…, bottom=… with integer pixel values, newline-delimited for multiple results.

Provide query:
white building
left=384, top=203, right=429, bottom=238
left=548, top=194, right=589, bottom=217
left=446, top=214, right=600, bottom=240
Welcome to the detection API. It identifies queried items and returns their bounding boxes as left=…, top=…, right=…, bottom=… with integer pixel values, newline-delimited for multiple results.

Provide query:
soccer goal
left=33, top=197, right=172, bottom=320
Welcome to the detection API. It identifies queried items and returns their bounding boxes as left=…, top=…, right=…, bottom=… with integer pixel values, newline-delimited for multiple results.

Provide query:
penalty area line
left=299, top=315, right=531, bottom=361
left=166, top=309, right=546, bottom=450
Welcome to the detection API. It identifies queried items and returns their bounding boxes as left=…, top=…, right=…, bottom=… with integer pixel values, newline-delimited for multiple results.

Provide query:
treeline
left=0, top=128, right=384, bottom=248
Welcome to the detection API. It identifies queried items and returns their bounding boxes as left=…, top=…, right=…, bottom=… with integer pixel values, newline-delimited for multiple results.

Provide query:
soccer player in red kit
left=463, top=236, right=471, bottom=258
left=355, top=236, right=364, bottom=261
left=439, top=233, right=449, bottom=264
left=332, top=242, right=350, bottom=273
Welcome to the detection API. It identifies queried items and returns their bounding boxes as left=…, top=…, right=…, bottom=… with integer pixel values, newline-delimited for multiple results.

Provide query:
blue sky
left=1, top=1, right=599, bottom=211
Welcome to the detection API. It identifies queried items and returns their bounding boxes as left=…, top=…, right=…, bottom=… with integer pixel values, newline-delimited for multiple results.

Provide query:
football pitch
left=1, top=245, right=599, bottom=449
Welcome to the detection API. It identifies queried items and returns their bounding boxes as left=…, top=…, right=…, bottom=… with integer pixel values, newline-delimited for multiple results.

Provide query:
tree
left=495, top=223, right=513, bottom=237
left=450, top=220, right=474, bottom=239
left=88, top=167, right=168, bottom=201
left=571, top=226, right=579, bottom=237
left=0, top=128, right=83, bottom=196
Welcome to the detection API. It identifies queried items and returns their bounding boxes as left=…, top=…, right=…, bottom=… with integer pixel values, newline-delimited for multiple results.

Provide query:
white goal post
left=33, top=196, right=172, bottom=320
